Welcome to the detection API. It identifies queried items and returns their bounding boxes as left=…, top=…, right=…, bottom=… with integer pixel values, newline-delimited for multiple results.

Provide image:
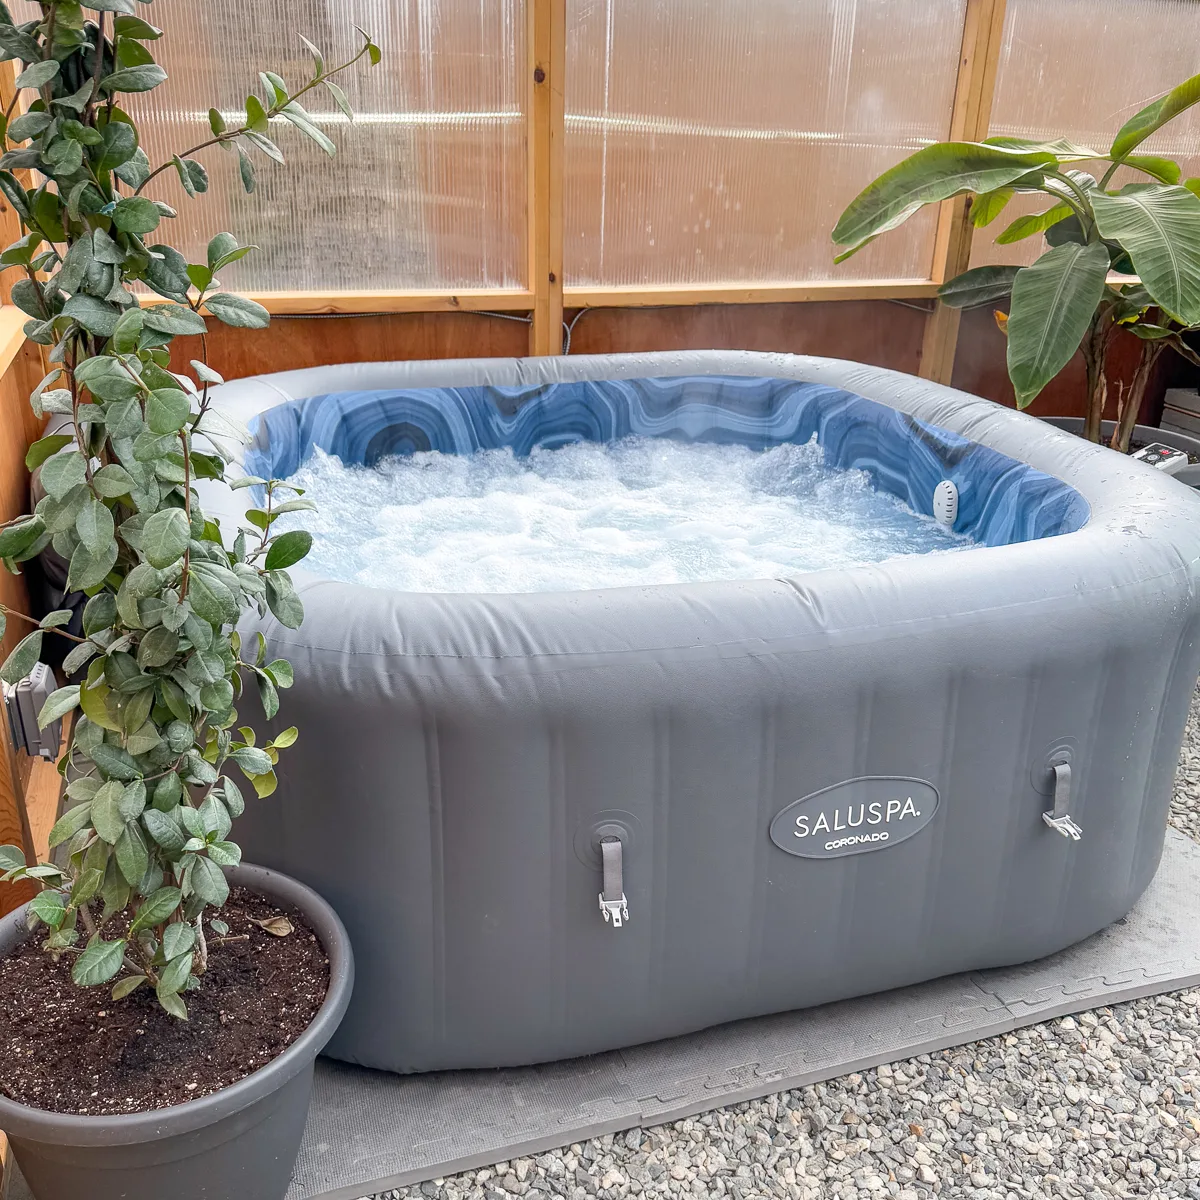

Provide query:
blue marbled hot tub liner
left=242, top=375, right=1088, bottom=547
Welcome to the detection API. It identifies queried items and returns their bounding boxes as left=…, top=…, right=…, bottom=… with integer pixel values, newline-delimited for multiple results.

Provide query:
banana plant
left=833, top=72, right=1200, bottom=451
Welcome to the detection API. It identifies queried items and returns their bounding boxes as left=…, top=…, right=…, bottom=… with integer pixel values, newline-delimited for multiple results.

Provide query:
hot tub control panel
left=1131, top=442, right=1189, bottom=476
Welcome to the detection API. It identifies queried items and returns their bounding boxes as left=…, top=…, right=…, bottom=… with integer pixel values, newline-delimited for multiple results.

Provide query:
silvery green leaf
left=37, top=684, right=79, bottom=729
left=140, top=507, right=189, bottom=568
left=236, top=144, right=255, bottom=193
left=72, top=937, right=126, bottom=986
left=279, top=101, right=335, bottom=155
left=142, top=303, right=206, bottom=336
left=113, top=146, right=151, bottom=190
left=67, top=537, right=118, bottom=591
left=221, top=776, right=245, bottom=818
left=207, top=840, right=241, bottom=868
left=75, top=497, right=115, bottom=555
left=230, top=745, right=271, bottom=776
left=118, top=780, right=147, bottom=821
left=325, top=80, right=353, bottom=121
left=190, top=359, right=224, bottom=386
left=162, top=921, right=194, bottom=959
left=62, top=639, right=99, bottom=675
left=142, top=807, right=186, bottom=851
left=0, top=631, right=41, bottom=685
left=62, top=293, right=120, bottom=337
left=92, top=463, right=136, bottom=498
left=39, top=451, right=87, bottom=499
left=114, top=822, right=148, bottom=886
left=145, top=388, right=190, bottom=433
left=15, top=59, right=59, bottom=89
left=265, top=571, right=303, bottom=629
left=101, top=65, right=167, bottom=94
left=199, top=793, right=231, bottom=840
left=89, top=741, right=141, bottom=782
left=47, top=799, right=92, bottom=848
left=125, top=720, right=162, bottom=757
left=189, top=855, right=229, bottom=906
left=90, top=779, right=126, bottom=844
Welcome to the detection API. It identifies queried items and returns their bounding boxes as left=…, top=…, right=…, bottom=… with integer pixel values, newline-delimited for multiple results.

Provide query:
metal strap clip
left=1042, top=762, right=1082, bottom=840
left=598, top=836, right=629, bottom=928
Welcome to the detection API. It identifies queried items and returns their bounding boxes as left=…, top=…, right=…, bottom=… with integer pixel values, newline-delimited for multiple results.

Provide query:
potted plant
left=0, top=4, right=377, bottom=1198
left=832, top=70, right=1200, bottom=473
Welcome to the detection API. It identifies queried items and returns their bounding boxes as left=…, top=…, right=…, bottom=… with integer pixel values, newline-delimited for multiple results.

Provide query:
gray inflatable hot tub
left=200, top=350, right=1200, bottom=1074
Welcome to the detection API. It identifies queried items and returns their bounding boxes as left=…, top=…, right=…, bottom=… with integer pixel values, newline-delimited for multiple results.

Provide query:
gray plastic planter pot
left=1041, top=415, right=1200, bottom=486
left=0, top=864, right=353, bottom=1200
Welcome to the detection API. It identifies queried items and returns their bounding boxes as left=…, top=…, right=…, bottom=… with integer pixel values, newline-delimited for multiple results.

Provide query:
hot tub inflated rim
left=201, top=352, right=1200, bottom=1075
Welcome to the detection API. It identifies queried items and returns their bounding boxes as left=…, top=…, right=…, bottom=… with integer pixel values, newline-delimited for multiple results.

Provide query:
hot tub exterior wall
left=213, top=351, right=1200, bottom=1073
left=231, top=564, right=1200, bottom=1074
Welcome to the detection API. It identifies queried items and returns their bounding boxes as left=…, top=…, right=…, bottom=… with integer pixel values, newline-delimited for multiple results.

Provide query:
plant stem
left=0, top=605, right=89, bottom=644
left=88, top=11, right=107, bottom=114
left=178, top=429, right=191, bottom=600
left=134, top=40, right=372, bottom=195
left=1112, top=339, right=1166, bottom=453
left=1041, top=171, right=1096, bottom=233
left=1081, top=309, right=1112, bottom=443
left=195, top=915, right=209, bottom=971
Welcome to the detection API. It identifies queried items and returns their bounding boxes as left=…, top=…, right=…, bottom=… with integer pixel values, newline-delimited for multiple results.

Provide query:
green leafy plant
left=0, top=0, right=378, bottom=1019
left=833, top=72, right=1200, bottom=453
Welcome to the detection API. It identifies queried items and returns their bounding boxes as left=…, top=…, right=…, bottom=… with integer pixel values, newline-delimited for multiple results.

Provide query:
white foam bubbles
left=276, top=436, right=975, bottom=594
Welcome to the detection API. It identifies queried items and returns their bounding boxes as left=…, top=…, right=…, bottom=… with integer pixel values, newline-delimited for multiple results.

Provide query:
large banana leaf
left=995, top=202, right=1073, bottom=245
left=1007, top=242, right=1111, bottom=409
left=937, top=265, right=1020, bottom=309
left=1123, top=155, right=1182, bottom=185
left=984, top=136, right=1099, bottom=161
left=1091, top=184, right=1200, bottom=325
left=1111, top=72, right=1200, bottom=160
left=971, top=187, right=1014, bottom=228
left=832, top=143, right=1059, bottom=260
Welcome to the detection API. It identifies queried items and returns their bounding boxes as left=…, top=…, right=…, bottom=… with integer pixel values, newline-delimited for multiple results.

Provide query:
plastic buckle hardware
left=599, top=892, right=629, bottom=927
left=1042, top=811, right=1083, bottom=841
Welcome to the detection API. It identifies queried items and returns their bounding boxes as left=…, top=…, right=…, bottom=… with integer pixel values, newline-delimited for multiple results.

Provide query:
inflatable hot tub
left=202, top=350, right=1200, bottom=1074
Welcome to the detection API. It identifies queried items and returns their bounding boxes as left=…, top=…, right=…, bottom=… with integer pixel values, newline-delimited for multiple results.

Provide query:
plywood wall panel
left=563, top=302, right=928, bottom=374
left=173, top=300, right=1170, bottom=424
left=168, top=311, right=532, bottom=380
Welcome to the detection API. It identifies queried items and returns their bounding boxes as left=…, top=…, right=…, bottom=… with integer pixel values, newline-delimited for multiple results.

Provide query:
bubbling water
left=275, top=435, right=974, bottom=593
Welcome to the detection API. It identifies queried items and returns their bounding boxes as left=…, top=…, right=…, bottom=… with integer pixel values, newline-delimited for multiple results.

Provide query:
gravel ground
left=365, top=691, right=1200, bottom=1200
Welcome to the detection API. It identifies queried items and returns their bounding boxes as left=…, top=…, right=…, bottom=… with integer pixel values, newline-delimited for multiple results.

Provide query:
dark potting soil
left=0, top=886, right=328, bottom=1115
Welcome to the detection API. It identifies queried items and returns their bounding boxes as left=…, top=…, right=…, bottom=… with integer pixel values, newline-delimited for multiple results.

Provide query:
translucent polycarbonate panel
left=563, top=0, right=968, bottom=288
left=124, top=0, right=526, bottom=291
left=973, top=0, right=1200, bottom=269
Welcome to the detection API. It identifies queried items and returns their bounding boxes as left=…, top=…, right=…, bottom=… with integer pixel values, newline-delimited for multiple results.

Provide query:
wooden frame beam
left=527, top=0, right=566, bottom=355
left=565, top=281, right=940, bottom=308
left=919, top=0, right=1009, bottom=384
left=162, top=280, right=940, bottom=321
left=145, top=290, right=538, bottom=316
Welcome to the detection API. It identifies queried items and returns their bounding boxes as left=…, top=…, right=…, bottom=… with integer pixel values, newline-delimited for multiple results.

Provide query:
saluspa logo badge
left=768, top=777, right=939, bottom=860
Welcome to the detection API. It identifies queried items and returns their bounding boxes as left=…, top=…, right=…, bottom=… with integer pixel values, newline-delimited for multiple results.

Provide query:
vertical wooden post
left=527, top=0, right=566, bottom=356
left=919, top=0, right=1008, bottom=384
left=0, top=338, right=48, bottom=918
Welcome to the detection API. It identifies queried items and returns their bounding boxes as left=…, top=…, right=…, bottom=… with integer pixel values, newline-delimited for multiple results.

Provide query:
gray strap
left=601, top=838, right=622, bottom=902
left=598, top=837, right=629, bottom=927
left=1042, top=762, right=1082, bottom=840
